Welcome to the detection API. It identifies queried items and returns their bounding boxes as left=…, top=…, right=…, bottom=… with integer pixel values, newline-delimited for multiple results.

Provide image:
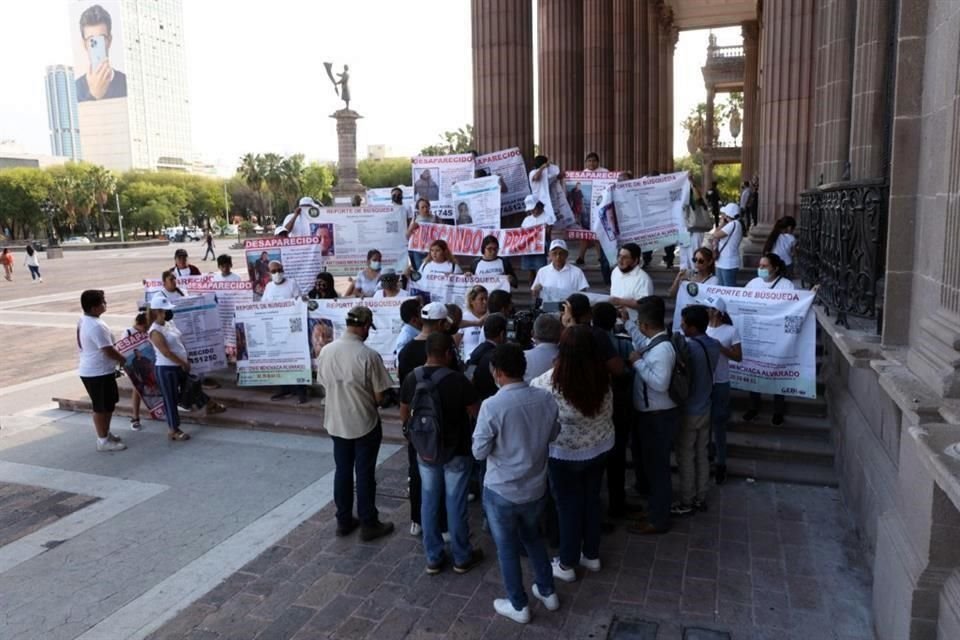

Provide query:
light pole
left=115, top=193, right=125, bottom=243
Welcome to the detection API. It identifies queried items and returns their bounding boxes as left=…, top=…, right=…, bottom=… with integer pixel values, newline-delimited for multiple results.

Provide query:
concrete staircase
left=55, top=244, right=837, bottom=487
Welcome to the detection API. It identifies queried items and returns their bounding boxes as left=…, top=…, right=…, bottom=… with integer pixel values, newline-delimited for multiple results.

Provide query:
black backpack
left=405, top=367, right=454, bottom=465
left=641, top=333, right=691, bottom=406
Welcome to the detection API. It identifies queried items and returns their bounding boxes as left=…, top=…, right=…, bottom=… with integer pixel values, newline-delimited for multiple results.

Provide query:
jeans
left=332, top=423, right=382, bottom=528
left=716, top=268, right=738, bottom=287
left=418, top=455, right=473, bottom=565
left=484, top=488, right=554, bottom=610
left=677, top=413, right=711, bottom=504
left=598, top=250, right=612, bottom=285
left=203, top=245, right=215, bottom=260
left=711, top=382, right=731, bottom=465
left=548, top=454, right=607, bottom=568
left=749, top=392, right=786, bottom=415
left=156, top=365, right=184, bottom=431
left=28, top=265, right=41, bottom=280
left=409, top=250, right=426, bottom=271
left=408, top=443, right=447, bottom=529
left=639, top=409, right=679, bottom=529
left=606, top=401, right=635, bottom=512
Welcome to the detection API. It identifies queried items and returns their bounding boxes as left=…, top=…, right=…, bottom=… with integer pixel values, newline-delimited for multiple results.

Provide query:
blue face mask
left=369, top=261, right=381, bottom=271
left=757, top=268, right=770, bottom=280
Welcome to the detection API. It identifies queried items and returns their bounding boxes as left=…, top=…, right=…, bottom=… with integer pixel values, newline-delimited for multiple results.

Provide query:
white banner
left=308, top=298, right=405, bottom=384
left=308, top=206, right=408, bottom=275
left=475, top=147, right=530, bottom=216
left=115, top=331, right=165, bottom=420
left=564, top=171, right=620, bottom=242
left=244, top=237, right=323, bottom=299
left=142, top=275, right=212, bottom=307
left=189, top=279, right=255, bottom=351
left=408, top=222, right=546, bottom=257
left=673, top=284, right=817, bottom=398
left=366, top=186, right=413, bottom=208
left=170, top=294, right=227, bottom=375
left=411, top=153, right=476, bottom=218
left=450, top=176, right=502, bottom=228
left=610, top=171, right=690, bottom=251
left=409, top=272, right=511, bottom=305
left=234, top=299, right=311, bottom=386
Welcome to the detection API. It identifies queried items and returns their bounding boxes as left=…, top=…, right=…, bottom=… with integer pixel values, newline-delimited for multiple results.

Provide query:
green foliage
left=302, top=162, right=336, bottom=204
left=0, top=167, right=52, bottom=239
left=674, top=154, right=742, bottom=204
left=236, top=152, right=309, bottom=221
left=419, top=125, right=475, bottom=156
left=358, top=157, right=411, bottom=189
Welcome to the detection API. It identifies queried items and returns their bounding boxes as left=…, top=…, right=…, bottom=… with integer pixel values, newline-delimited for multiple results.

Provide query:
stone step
left=727, top=412, right=831, bottom=438
left=725, top=458, right=838, bottom=487
left=726, top=430, right=834, bottom=461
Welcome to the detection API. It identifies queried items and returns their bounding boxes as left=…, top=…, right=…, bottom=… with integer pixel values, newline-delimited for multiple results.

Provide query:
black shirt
left=400, top=366, right=479, bottom=457
left=467, top=341, right=498, bottom=401
left=397, top=337, right=461, bottom=384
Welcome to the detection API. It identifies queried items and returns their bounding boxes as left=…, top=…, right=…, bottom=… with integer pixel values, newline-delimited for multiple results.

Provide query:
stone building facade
left=471, top=2, right=960, bottom=639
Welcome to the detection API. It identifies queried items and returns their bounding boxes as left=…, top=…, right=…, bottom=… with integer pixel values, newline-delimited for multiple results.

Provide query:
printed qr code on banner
left=289, top=317, right=303, bottom=333
left=784, top=315, right=804, bottom=335
left=385, top=221, right=399, bottom=234
left=669, top=189, right=682, bottom=202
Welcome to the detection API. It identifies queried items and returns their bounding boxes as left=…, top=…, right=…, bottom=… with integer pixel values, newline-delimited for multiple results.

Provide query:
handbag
left=684, top=204, right=714, bottom=232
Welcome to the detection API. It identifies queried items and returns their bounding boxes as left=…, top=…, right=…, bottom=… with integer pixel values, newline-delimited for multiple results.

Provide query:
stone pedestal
left=45, top=247, right=64, bottom=260
left=331, top=109, right=365, bottom=201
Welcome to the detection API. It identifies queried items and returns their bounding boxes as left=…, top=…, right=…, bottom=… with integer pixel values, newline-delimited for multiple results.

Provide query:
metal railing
left=798, top=180, right=888, bottom=333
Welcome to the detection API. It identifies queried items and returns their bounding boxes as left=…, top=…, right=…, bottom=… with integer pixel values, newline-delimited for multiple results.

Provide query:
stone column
left=330, top=110, right=365, bottom=200
left=612, top=0, right=633, bottom=172
left=750, top=0, right=817, bottom=261
left=741, top=20, right=760, bottom=182
left=472, top=0, right=534, bottom=162
left=666, top=27, right=677, bottom=172
left=849, top=0, right=890, bottom=180
left=583, top=0, right=613, bottom=165
left=704, top=87, right=716, bottom=189
left=538, top=0, right=584, bottom=171
left=815, top=0, right=856, bottom=183
left=646, top=0, right=660, bottom=173
left=632, top=0, right=649, bottom=175
left=657, top=6, right=672, bottom=173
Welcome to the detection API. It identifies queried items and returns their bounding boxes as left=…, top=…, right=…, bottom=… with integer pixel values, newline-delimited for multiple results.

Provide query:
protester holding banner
left=372, top=269, right=407, bottom=299
left=148, top=298, right=225, bottom=442
left=704, top=295, right=742, bottom=486
left=668, top=247, right=719, bottom=298
left=406, top=199, right=438, bottom=271
left=151, top=270, right=187, bottom=307
left=213, top=254, right=242, bottom=282
left=460, top=285, right=488, bottom=359
left=261, top=261, right=303, bottom=302
left=520, top=196, right=551, bottom=285
left=172, top=248, right=201, bottom=277
left=77, top=290, right=129, bottom=452
left=394, top=298, right=423, bottom=355
left=531, top=240, right=589, bottom=302
left=711, top=203, right=745, bottom=287
left=608, top=243, right=654, bottom=321
left=468, top=236, right=518, bottom=287
left=124, top=312, right=149, bottom=432
left=282, top=197, right=323, bottom=237
left=307, top=272, right=339, bottom=299
left=574, top=152, right=610, bottom=270
left=418, top=240, right=463, bottom=277
left=762, top=216, right=798, bottom=280
left=743, top=253, right=795, bottom=426
left=391, top=186, right=413, bottom=221
left=345, top=250, right=383, bottom=297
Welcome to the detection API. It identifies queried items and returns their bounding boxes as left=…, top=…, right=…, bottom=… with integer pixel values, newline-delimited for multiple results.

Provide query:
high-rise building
left=44, top=65, right=82, bottom=161
left=69, top=0, right=192, bottom=171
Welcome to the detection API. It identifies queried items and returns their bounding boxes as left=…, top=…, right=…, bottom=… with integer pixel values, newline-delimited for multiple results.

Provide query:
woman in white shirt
left=710, top=203, right=745, bottom=287
left=148, top=300, right=225, bottom=442
left=406, top=198, right=437, bottom=271
left=24, top=244, right=42, bottom=282
left=468, top=236, right=517, bottom=287
left=459, top=285, right=488, bottom=359
left=345, top=249, right=383, bottom=297
left=152, top=270, right=187, bottom=308
left=703, top=297, right=742, bottom=485
left=669, top=247, right=720, bottom=298
left=371, top=269, right=408, bottom=299
left=762, top=216, right=797, bottom=280
left=743, top=252, right=794, bottom=426
left=520, top=195, right=550, bottom=285
left=418, top=240, right=463, bottom=277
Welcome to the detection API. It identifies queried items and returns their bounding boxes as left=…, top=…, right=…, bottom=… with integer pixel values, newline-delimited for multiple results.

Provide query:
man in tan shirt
left=316, top=306, right=395, bottom=541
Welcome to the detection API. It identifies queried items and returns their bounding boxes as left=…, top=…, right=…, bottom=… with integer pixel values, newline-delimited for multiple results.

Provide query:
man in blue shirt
left=473, top=343, right=561, bottom=624
left=394, top=298, right=422, bottom=355
left=673, top=304, right=721, bottom=515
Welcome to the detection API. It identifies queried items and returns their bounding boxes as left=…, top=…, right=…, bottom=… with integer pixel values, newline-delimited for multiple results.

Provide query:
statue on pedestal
left=323, top=62, right=351, bottom=111
left=323, top=61, right=364, bottom=200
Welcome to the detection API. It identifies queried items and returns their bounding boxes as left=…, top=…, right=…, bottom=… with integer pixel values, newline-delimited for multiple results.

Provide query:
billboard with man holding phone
left=71, top=1, right=127, bottom=102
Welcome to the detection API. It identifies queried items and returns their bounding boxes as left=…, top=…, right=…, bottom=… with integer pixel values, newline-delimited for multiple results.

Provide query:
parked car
left=223, top=224, right=240, bottom=236
left=252, top=225, right=264, bottom=233
left=184, top=227, right=205, bottom=241
left=63, top=236, right=92, bottom=245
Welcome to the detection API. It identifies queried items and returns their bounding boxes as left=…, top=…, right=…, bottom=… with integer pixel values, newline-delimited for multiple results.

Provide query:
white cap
left=149, top=294, right=176, bottom=310
left=694, top=294, right=726, bottom=314
left=549, top=239, right=568, bottom=253
left=274, top=226, right=289, bottom=236
left=420, top=301, right=449, bottom=321
left=721, top=202, right=741, bottom=219
left=298, top=196, right=320, bottom=208
left=524, top=195, right=542, bottom=212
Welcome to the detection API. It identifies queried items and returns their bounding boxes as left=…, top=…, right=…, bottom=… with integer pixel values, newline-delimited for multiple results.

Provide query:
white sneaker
left=441, top=532, right=451, bottom=543
left=579, top=554, right=601, bottom=572
left=493, top=598, right=530, bottom=624
left=409, top=522, right=422, bottom=536
left=97, top=440, right=127, bottom=452
left=551, top=557, right=576, bottom=583
left=532, top=584, right=560, bottom=611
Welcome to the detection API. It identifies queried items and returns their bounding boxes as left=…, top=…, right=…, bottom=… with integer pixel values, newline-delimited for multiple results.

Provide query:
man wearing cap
left=262, top=260, right=307, bottom=403
left=531, top=239, right=589, bottom=301
left=710, top=202, right=744, bottom=286
left=316, top=305, right=396, bottom=541
left=171, top=249, right=201, bottom=277
left=608, top=242, right=654, bottom=322
left=520, top=195, right=551, bottom=286
left=282, top=197, right=323, bottom=237
left=372, top=268, right=407, bottom=299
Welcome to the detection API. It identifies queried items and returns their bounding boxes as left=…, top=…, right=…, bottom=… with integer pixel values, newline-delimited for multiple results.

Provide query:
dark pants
left=203, top=245, right=215, bottom=260
left=599, top=250, right=612, bottom=285
left=606, top=405, right=635, bottom=512
left=28, top=265, right=41, bottom=279
left=642, top=245, right=676, bottom=268
left=407, top=443, right=447, bottom=529
left=280, top=384, right=308, bottom=401
left=332, top=423, right=382, bottom=528
left=639, top=408, right=679, bottom=530
left=548, top=454, right=607, bottom=568
left=156, top=365, right=184, bottom=431
left=750, top=392, right=786, bottom=415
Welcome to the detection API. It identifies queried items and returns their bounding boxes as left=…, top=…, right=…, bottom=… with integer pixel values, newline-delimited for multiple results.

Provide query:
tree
left=279, top=154, right=305, bottom=210
left=674, top=154, right=741, bottom=204
left=119, top=181, right=189, bottom=237
left=260, top=153, right=284, bottom=221
left=419, top=124, right=475, bottom=156
left=87, top=165, right=118, bottom=237
left=358, top=157, right=411, bottom=188
left=47, top=163, right=99, bottom=235
left=0, top=168, right=52, bottom=239
left=301, top=162, right=336, bottom=204
left=238, top=153, right=266, bottom=218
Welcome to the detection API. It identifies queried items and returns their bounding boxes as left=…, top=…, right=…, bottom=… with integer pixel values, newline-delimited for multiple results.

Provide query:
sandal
left=130, top=418, right=142, bottom=431
left=204, top=401, right=226, bottom=415
left=168, top=430, right=191, bottom=441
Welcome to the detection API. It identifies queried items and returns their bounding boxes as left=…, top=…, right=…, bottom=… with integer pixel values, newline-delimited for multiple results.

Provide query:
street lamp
left=40, top=200, right=59, bottom=246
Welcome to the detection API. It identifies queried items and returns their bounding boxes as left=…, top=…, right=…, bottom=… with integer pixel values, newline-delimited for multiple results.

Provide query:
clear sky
left=0, top=1, right=740, bottom=175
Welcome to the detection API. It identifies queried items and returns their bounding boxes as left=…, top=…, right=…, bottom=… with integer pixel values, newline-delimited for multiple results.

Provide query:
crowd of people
left=73, top=151, right=802, bottom=624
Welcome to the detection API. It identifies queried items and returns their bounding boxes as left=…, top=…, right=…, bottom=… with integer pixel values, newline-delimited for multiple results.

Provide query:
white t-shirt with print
left=774, top=233, right=797, bottom=266
left=419, top=260, right=462, bottom=277
left=716, top=220, right=744, bottom=270
left=745, top=276, right=796, bottom=291
left=77, top=315, right=116, bottom=377
left=459, top=309, right=484, bottom=360
left=261, top=277, right=302, bottom=301
left=706, top=323, right=741, bottom=384
left=212, top=272, right=242, bottom=282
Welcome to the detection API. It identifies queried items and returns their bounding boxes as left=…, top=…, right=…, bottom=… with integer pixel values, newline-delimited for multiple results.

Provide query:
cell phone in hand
left=87, top=35, right=108, bottom=70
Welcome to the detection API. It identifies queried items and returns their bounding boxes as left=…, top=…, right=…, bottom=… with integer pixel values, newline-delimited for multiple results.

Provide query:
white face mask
left=271, top=272, right=284, bottom=284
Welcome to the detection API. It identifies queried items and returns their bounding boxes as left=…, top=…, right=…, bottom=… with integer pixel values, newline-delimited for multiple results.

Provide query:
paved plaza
left=0, top=245, right=875, bottom=639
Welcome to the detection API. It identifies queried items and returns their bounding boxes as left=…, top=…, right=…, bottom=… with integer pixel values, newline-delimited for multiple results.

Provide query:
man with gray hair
left=523, top=314, right=562, bottom=382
